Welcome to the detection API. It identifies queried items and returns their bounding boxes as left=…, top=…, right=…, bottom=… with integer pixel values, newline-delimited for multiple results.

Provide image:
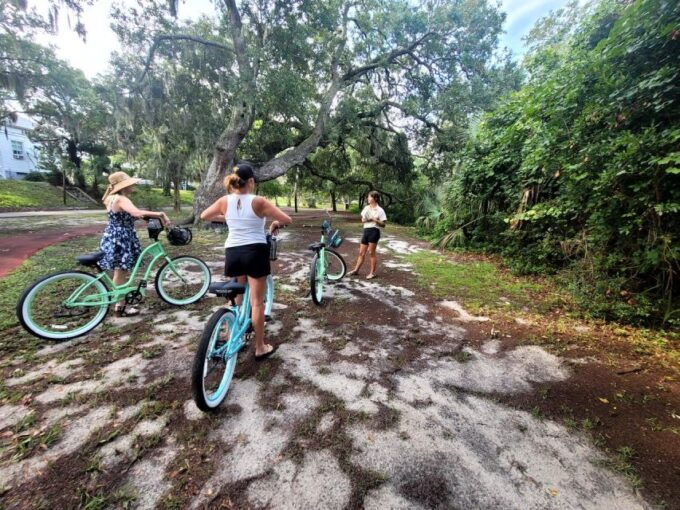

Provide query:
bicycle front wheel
left=325, top=249, right=347, bottom=281
left=192, top=308, right=239, bottom=412
left=16, top=271, right=109, bottom=341
left=155, top=256, right=211, bottom=306
left=264, top=274, right=274, bottom=318
left=310, top=253, right=324, bottom=306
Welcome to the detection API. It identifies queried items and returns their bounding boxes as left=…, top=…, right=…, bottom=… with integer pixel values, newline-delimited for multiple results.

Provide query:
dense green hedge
left=434, top=0, right=680, bottom=325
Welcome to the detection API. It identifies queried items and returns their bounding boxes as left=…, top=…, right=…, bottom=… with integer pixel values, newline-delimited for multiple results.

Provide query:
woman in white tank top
left=201, top=163, right=292, bottom=359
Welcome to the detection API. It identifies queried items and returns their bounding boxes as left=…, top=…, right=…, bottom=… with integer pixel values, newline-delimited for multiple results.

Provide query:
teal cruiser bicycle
left=308, top=214, right=347, bottom=306
left=16, top=220, right=211, bottom=341
left=191, top=235, right=276, bottom=412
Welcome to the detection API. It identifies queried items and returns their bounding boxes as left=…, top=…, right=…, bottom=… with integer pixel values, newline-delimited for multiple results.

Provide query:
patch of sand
left=35, top=354, right=150, bottom=404
left=247, top=450, right=351, bottom=509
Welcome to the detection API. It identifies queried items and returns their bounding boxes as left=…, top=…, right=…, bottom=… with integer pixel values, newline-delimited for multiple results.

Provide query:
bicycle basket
left=329, top=229, right=343, bottom=248
left=266, top=233, right=278, bottom=261
left=147, top=219, right=163, bottom=240
left=167, top=226, right=193, bottom=246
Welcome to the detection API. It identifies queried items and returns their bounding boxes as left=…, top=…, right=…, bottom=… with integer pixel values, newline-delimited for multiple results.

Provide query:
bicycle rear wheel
left=325, top=249, right=347, bottom=281
left=17, top=271, right=109, bottom=341
left=310, top=253, right=324, bottom=306
left=155, top=256, right=211, bottom=306
left=192, top=308, right=239, bottom=412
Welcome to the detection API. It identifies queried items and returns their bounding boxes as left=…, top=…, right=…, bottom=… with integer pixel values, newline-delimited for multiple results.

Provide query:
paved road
left=0, top=209, right=101, bottom=218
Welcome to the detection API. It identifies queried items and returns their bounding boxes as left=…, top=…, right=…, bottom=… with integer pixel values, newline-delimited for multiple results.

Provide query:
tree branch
left=303, top=161, right=402, bottom=204
left=137, top=34, right=233, bottom=84
left=342, top=31, right=436, bottom=82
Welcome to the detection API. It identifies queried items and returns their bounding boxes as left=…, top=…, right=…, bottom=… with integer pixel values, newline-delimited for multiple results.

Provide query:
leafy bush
left=23, top=172, right=45, bottom=182
left=431, top=0, right=680, bottom=326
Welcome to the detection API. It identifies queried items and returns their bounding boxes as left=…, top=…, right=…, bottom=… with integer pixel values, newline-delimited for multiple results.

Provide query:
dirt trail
left=0, top=215, right=656, bottom=509
left=0, top=225, right=105, bottom=278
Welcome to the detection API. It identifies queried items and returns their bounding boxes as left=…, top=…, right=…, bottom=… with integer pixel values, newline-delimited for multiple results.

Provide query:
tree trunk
left=293, top=171, right=299, bottom=213
left=330, top=189, right=337, bottom=212
left=172, top=168, right=181, bottom=213
left=62, top=170, right=67, bottom=205
left=192, top=98, right=254, bottom=223
left=163, top=175, right=172, bottom=197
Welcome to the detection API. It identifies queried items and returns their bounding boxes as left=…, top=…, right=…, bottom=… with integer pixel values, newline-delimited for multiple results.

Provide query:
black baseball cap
left=233, top=162, right=257, bottom=182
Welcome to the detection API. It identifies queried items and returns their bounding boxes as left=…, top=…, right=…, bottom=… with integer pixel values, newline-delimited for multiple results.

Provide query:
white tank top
left=224, top=193, right=267, bottom=248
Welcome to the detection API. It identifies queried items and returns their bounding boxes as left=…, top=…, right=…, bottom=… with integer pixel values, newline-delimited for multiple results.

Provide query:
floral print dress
left=99, top=196, right=142, bottom=271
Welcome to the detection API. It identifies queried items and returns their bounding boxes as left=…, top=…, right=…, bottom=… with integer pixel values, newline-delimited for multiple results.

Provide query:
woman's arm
left=253, top=197, right=292, bottom=231
left=200, top=196, right=227, bottom=223
left=117, top=196, right=170, bottom=226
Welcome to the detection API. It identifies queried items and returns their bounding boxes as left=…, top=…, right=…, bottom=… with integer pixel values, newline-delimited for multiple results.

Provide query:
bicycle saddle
left=76, top=251, right=105, bottom=267
left=307, top=242, right=325, bottom=251
left=209, top=279, right=246, bottom=297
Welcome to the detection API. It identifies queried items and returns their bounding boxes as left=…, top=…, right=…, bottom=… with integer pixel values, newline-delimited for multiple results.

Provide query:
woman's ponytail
left=224, top=167, right=246, bottom=193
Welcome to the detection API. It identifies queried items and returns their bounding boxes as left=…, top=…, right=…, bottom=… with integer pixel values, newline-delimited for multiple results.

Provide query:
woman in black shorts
left=201, top=163, right=292, bottom=359
left=347, top=191, right=387, bottom=279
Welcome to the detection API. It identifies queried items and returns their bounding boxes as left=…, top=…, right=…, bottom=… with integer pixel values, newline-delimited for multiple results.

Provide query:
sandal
left=114, top=306, right=139, bottom=317
left=347, top=269, right=359, bottom=276
left=255, top=344, right=278, bottom=361
left=366, top=273, right=377, bottom=280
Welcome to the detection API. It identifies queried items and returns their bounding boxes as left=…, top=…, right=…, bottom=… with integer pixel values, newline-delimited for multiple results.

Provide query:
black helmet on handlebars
left=167, top=226, right=193, bottom=246
left=147, top=219, right=163, bottom=240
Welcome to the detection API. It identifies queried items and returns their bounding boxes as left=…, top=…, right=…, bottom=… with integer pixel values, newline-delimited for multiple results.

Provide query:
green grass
left=130, top=186, right=195, bottom=210
left=0, top=181, right=94, bottom=209
left=405, top=251, right=543, bottom=313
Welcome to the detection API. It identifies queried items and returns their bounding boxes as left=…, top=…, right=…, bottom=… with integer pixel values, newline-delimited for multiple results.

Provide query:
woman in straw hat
left=100, top=171, right=171, bottom=317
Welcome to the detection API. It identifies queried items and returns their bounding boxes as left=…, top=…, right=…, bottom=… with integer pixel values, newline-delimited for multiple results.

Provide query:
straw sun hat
left=102, top=171, right=141, bottom=203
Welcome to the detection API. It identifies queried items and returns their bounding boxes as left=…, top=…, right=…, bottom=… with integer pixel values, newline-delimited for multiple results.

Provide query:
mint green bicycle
left=16, top=220, right=211, bottom=341
left=309, top=215, right=346, bottom=306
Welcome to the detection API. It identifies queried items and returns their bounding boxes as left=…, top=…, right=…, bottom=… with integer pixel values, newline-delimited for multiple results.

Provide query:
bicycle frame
left=65, top=241, right=184, bottom=307
left=211, top=285, right=252, bottom=361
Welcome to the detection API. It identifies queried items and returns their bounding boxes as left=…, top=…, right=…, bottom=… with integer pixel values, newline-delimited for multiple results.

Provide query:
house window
left=11, top=140, right=24, bottom=160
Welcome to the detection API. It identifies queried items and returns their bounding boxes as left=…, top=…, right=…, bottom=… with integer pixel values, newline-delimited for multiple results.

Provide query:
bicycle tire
left=155, top=256, right=211, bottom=306
left=191, top=308, right=238, bottom=412
left=16, top=270, right=109, bottom=341
left=264, top=274, right=274, bottom=318
left=325, top=249, right=347, bottom=281
left=310, top=253, right=324, bottom=306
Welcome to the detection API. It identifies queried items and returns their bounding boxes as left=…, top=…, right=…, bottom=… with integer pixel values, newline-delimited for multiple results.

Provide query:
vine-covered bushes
left=434, top=0, right=680, bottom=325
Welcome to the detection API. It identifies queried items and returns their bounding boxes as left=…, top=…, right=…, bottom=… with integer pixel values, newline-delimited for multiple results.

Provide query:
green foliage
left=430, top=0, right=680, bottom=326
left=22, top=172, right=45, bottom=182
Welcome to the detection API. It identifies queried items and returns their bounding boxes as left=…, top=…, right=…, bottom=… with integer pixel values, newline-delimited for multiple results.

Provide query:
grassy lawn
left=405, top=250, right=552, bottom=314
left=0, top=181, right=95, bottom=210
left=132, top=186, right=195, bottom=209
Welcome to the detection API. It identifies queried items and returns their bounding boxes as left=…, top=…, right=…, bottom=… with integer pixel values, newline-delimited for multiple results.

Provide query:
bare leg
left=248, top=275, right=272, bottom=357
left=113, top=269, right=129, bottom=308
left=235, top=275, right=247, bottom=307
left=348, top=244, right=368, bottom=275
left=367, top=243, right=378, bottom=277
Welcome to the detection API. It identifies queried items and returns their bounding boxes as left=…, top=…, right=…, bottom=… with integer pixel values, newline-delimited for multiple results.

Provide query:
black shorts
left=361, top=227, right=381, bottom=245
left=225, top=243, right=270, bottom=278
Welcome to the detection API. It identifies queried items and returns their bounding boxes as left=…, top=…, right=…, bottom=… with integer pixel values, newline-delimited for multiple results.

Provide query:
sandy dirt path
left=0, top=215, right=652, bottom=509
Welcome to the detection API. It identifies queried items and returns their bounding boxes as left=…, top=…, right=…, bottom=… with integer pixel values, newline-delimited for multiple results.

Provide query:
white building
left=0, top=114, right=41, bottom=180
